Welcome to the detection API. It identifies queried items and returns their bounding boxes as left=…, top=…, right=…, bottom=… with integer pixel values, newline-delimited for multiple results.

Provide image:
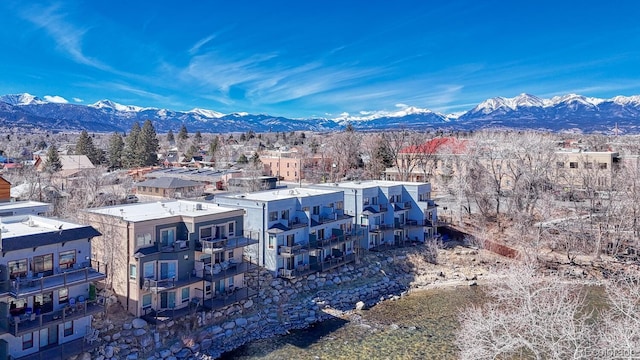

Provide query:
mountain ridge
left=1, top=93, right=640, bottom=133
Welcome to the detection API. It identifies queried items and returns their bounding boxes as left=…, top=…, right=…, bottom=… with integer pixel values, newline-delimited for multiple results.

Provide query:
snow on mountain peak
left=611, top=95, right=640, bottom=106
left=333, top=105, right=435, bottom=121
left=90, top=99, right=143, bottom=112
left=187, top=108, right=225, bottom=118
left=0, top=93, right=48, bottom=106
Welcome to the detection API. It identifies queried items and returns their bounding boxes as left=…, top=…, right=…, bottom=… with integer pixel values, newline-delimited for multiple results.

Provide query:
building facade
left=214, top=188, right=357, bottom=278
left=312, top=181, right=438, bottom=251
left=82, top=200, right=257, bottom=318
left=0, top=215, right=106, bottom=359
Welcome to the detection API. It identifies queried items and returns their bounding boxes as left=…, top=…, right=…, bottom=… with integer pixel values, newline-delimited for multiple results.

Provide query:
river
left=221, top=285, right=487, bottom=360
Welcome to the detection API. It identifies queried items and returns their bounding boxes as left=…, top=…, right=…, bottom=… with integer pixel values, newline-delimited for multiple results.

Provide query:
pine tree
left=45, top=145, right=62, bottom=173
left=208, top=137, right=219, bottom=157
left=194, top=131, right=202, bottom=144
left=177, top=124, right=188, bottom=141
left=251, top=152, right=261, bottom=165
left=138, top=120, right=160, bottom=166
left=123, top=122, right=141, bottom=168
left=107, top=132, right=125, bottom=169
left=75, top=130, right=99, bottom=165
left=184, top=144, right=198, bottom=162
left=237, top=154, right=248, bottom=164
left=166, top=129, right=175, bottom=144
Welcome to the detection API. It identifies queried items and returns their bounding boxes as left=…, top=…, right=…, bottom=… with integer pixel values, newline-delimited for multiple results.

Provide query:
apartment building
left=214, top=188, right=357, bottom=279
left=0, top=215, right=106, bottom=359
left=81, top=200, right=257, bottom=318
left=0, top=201, right=51, bottom=218
left=312, top=181, right=438, bottom=251
left=554, top=150, right=620, bottom=190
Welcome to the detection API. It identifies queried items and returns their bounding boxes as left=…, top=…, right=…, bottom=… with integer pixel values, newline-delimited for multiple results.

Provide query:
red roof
left=400, top=137, right=467, bottom=155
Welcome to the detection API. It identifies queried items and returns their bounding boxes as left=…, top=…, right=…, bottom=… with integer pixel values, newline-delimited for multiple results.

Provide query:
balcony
left=279, top=244, right=304, bottom=256
left=313, top=253, right=356, bottom=272
left=404, top=201, right=412, bottom=209
left=199, top=236, right=259, bottom=254
left=278, top=265, right=314, bottom=279
left=160, top=239, right=189, bottom=252
left=370, top=224, right=393, bottom=232
left=202, top=287, right=257, bottom=311
left=2, top=298, right=104, bottom=336
left=15, top=336, right=98, bottom=360
left=10, top=266, right=106, bottom=298
left=143, top=278, right=177, bottom=293
left=197, top=261, right=256, bottom=283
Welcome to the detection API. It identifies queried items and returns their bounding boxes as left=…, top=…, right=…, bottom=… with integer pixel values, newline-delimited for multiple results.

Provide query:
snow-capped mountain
left=1, top=92, right=640, bottom=133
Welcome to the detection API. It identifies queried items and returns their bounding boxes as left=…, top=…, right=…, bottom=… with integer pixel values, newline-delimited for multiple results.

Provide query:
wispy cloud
left=20, top=3, right=111, bottom=71
left=189, top=34, right=217, bottom=55
left=44, top=95, right=68, bottom=103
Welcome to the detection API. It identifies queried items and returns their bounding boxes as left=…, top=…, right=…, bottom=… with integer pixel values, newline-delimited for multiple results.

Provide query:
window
left=599, top=163, right=608, bottom=169
left=182, top=287, right=190, bottom=303
left=363, top=197, right=370, bottom=205
left=142, top=294, right=152, bottom=309
left=228, top=250, right=234, bottom=260
left=302, top=206, right=309, bottom=212
left=159, top=262, right=177, bottom=280
left=312, top=206, right=320, bottom=215
left=269, top=211, right=278, bottom=221
left=59, top=288, right=69, bottom=303
left=129, top=264, right=137, bottom=280
left=200, top=226, right=213, bottom=240
left=155, top=188, right=159, bottom=193
left=268, top=234, right=276, bottom=249
left=160, top=228, right=176, bottom=247
left=32, top=253, right=54, bottom=275
left=143, top=262, right=155, bottom=279
left=287, top=163, right=290, bottom=168
left=22, top=332, right=33, bottom=350
left=584, top=162, right=593, bottom=169
left=328, top=203, right=334, bottom=208
left=336, top=201, right=343, bottom=210
left=64, top=321, right=73, bottom=337
left=136, top=233, right=152, bottom=247
left=8, top=259, right=27, bottom=279
left=569, top=162, right=578, bottom=169
left=9, top=298, right=27, bottom=316
left=556, top=162, right=564, bottom=168
left=228, top=222, right=235, bottom=236
left=281, top=209, right=289, bottom=220
left=59, top=250, right=76, bottom=270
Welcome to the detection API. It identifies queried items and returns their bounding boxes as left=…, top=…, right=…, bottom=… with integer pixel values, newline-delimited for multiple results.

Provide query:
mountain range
left=1, top=93, right=640, bottom=134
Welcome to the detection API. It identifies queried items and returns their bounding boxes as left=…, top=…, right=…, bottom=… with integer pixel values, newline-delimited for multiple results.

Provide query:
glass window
left=182, top=287, right=190, bottom=303
left=599, top=163, right=608, bottom=169
left=160, top=228, right=175, bottom=247
left=228, top=222, right=235, bottom=236
left=142, top=294, right=152, bottom=309
left=64, top=321, right=73, bottom=337
left=281, top=209, right=289, bottom=220
left=312, top=206, right=320, bottom=215
left=8, top=259, right=27, bottom=279
left=59, top=250, right=76, bottom=270
left=129, top=264, right=137, bottom=280
left=336, top=201, right=344, bottom=210
left=143, top=262, right=154, bottom=279
left=59, top=288, right=69, bottom=303
left=570, top=162, right=578, bottom=169
left=10, top=298, right=27, bottom=316
left=200, top=226, right=212, bottom=240
left=269, top=211, right=278, bottom=221
left=32, top=253, right=53, bottom=275
left=136, top=233, right=152, bottom=247
left=268, top=235, right=275, bottom=249
left=22, top=332, right=33, bottom=350
left=159, top=262, right=176, bottom=280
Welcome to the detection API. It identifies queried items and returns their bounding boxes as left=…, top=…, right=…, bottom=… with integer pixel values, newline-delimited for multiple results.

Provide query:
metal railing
left=11, top=266, right=106, bottom=297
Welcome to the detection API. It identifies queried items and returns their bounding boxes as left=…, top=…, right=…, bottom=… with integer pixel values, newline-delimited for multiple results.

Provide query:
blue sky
left=1, top=1, right=639, bottom=118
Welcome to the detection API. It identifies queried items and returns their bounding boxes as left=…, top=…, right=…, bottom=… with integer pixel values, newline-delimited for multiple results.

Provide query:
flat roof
left=86, top=199, right=241, bottom=222
left=0, top=200, right=51, bottom=212
left=314, top=180, right=430, bottom=190
left=221, top=187, right=341, bottom=202
left=1, top=215, right=86, bottom=238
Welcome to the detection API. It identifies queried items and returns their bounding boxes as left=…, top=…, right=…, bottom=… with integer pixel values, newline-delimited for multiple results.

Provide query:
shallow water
left=221, top=286, right=487, bottom=360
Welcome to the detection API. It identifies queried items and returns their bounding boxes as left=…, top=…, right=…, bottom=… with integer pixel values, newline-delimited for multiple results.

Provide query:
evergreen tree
left=166, top=129, right=175, bottom=143
left=237, top=154, right=248, bottom=164
left=184, top=144, right=198, bottom=162
left=45, top=145, right=62, bottom=173
left=123, top=122, right=141, bottom=168
left=138, top=120, right=160, bottom=166
left=107, top=132, right=125, bottom=169
left=375, top=141, right=395, bottom=168
left=177, top=124, right=189, bottom=141
left=75, top=130, right=100, bottom=165
left=194, top=131, right=202, bottom=144
left=251, top=152, right=261, bottom=165
left=208, top=137, right=219, bottom=157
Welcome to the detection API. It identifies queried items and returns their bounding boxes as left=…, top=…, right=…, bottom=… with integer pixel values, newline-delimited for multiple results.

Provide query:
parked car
left=124, top=195, right=139, bottom=203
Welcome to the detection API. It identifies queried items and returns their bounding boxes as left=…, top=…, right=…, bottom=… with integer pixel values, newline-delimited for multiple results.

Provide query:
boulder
left=122, top=322, right=132, bottom=330
left=355, top=301, right=366, bottom=311
left=222, top=321, right=236, bottom=330
left=132, top=318, right=148, bottom=329
left=133, top=328, right=147, bottom=337
left=235, top=318, right=248, bottom=327
left=243, top=299, right=254, bottom=309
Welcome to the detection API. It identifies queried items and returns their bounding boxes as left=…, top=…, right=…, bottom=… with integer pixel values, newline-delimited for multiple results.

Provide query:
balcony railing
left=160, top=239, right=189, bottom=252
left=279, top=244, right=304, bottom=256
left=143, top=278, right=177, bottom=293
left=2, top=298, right=104, bottom=336
left=314, top=253, right=356, bottom=272
left=197, top=261, right=256, bottom=283
left=404, top=201, right=412, bottom=209
left=202, top=287, right=257, bottom=311
left=278, top=265, right=314, bottom=279
left=309, top=235, right=351, bottom=248
left=199, top=236, right=259, bottom=254
left=10, top=266, right=106, bottom=298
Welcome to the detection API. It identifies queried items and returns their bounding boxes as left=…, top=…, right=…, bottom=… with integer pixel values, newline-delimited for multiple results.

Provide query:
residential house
left=214, top=188, right=357, bottom=279
left=134, top=177, right=205, bottom=199
left=312, top=180, right=438, bottom=251
left=34, top=155, right=95, bottom=178
left=0, top=176, right=10, bottom=202
left=0, top=215, right=106, bottom=359
left=81, top=200, right=258, bottom=318
left=145, top=167, right=242, bottom=193
left=554, top=149, right=620, bottom=190
left=0, top=201, right=52, bottom=218
left=260, top=148, right=304, bottom=182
